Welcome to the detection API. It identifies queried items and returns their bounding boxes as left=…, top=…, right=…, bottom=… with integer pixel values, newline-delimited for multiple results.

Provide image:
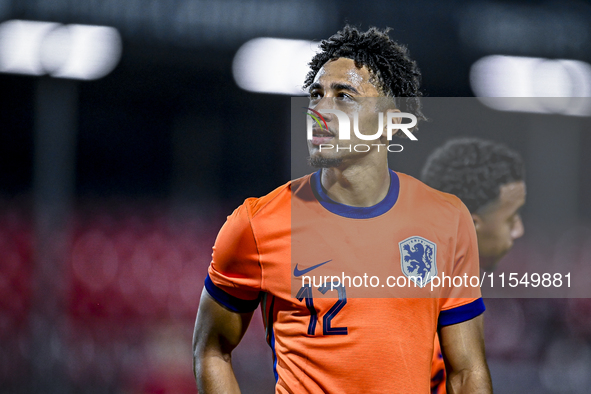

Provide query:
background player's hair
left=303, top=25, right=426, bottom=133
left=421, top=138, right=525, bottom=213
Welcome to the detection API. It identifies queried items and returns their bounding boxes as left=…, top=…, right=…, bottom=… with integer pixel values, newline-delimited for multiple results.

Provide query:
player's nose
left=312, top=99, right=336, bottom=121
left=511, top=215, right=524, bottom=240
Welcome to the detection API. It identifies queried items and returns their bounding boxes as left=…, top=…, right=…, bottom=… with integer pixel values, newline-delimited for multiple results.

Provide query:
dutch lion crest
left=399, top=236, right=437, bottom=288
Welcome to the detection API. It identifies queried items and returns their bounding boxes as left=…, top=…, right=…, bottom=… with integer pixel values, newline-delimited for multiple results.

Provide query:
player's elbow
left=446, top=364, right=492, bottom=394
left=193, top=337, right=232, bottom=366
left=193, top=318, right=235, bottom=380
left=193, top=333, right=238, bottom=393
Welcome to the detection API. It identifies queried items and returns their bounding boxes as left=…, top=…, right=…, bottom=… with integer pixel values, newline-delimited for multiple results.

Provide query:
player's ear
left=471, top=213, right=482, bottom=232
left=382, top=108, right=401, bottom=139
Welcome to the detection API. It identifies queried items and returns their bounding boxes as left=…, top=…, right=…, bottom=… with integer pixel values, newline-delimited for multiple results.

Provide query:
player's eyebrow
left=330, top=82, right=360, bottom=95
left=308, top=82, right=322, bottom=92
left=308, top=82, right=361, bottom=95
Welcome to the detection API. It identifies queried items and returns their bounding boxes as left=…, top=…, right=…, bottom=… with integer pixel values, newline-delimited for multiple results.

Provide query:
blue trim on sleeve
left=438, top=298, right=485, bottom=327
left=204, top=274, right=261, bottom=313
left=311, top=169, right=399, bottom=219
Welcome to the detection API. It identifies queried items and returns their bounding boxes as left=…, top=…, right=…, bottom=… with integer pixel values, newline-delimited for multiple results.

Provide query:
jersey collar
left=310, top=169, right=400, bottom=219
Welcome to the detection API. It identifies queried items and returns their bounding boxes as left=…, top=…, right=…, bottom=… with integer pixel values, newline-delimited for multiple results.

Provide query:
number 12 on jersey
left=296, top=281, right=348, bottom=336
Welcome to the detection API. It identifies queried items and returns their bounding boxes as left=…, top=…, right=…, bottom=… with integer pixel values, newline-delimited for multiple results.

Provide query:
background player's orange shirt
left=205, top=170, right=484, bottom=394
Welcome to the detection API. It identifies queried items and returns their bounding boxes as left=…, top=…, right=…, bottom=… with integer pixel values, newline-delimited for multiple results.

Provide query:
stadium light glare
left=232, top=37, right=320, bottom=95
left=0, top=20, right=122, bottom=80
left=470, top=55, right=591, bottom=116
left=0, top=20, right=60, bottom=76
left=49, top=24, right=122, bottom=80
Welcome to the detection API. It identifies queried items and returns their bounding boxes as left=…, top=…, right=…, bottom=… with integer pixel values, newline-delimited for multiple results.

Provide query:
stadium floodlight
left=0, top=20, right=60, bottom=76
left=43, top=24, right=122, bottom=80
left=0, top=20, right=122, bottom=80
left=470, top=55, right=591, bottom=116
left=232, top=37, right=320, bottom=95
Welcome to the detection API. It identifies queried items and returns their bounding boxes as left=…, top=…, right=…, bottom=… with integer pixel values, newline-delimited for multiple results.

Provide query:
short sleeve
left=205, top=201, right=262, bottom=313
left=439, top=200, right=485, bottom=326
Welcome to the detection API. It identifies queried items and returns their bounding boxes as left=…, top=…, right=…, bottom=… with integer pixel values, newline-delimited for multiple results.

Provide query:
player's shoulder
left=240, top=174, right=312, bottom=219
left=397, top=171, right=468, bottom=214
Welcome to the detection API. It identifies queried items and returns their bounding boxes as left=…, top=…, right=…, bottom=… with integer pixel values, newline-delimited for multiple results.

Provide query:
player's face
left=306, top=58, right=387, bottom=167
left=474, top=181, right=526, bottom=271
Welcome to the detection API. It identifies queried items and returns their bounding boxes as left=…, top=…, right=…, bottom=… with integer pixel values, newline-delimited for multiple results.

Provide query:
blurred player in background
left=193, top=26, right=492, bottom=393
left=421, top=137, right=526, bottom=393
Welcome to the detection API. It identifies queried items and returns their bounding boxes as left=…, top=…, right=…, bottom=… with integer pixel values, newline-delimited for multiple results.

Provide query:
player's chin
left=307, top=153, right=343, bottom=169
left=480, top=257, right=500, bottom=272
left=481, top=249, right=510, bottom=271
left=308, top=145, right=335, bottom=159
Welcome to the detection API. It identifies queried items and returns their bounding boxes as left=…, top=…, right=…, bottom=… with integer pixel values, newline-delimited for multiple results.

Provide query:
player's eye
left=309, top=91, right=322, bottom=100
left=336, top=92, right=353, bottom=101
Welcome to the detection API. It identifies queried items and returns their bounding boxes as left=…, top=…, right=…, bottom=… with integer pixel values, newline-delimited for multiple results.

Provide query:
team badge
left=399, top=236, right=437, bottom=288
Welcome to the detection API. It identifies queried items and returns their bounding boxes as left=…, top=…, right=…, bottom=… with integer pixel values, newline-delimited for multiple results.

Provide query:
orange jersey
left=206, top=170, right=484, bottom=393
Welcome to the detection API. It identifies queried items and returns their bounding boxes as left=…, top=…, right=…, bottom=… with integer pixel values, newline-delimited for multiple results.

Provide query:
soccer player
left=193, top=26, right=493, bottom=393
left=421, top=138, right=526, bottom=393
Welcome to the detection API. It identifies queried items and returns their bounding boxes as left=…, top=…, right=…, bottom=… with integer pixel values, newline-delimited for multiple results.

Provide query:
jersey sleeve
left=438, top=200, right=485, bottom=326
left=205, top=201, right=262, bottom=313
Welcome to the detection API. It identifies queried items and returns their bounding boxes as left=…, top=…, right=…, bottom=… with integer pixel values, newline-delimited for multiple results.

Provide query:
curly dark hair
left=420, top=138, right=525, bottom=213
left=303, top=25, right=426, bottom=133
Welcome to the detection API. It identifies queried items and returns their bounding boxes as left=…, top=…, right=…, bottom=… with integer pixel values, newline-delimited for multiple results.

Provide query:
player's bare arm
left=193, top=288, right=253, bottom=394
left=439, top=314, right=492, bottom=393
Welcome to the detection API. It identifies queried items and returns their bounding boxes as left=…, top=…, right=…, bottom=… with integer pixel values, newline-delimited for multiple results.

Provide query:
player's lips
left=310, top=127, right=335, bottom=145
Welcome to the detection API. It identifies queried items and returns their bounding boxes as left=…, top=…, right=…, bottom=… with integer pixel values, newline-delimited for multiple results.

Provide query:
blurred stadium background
left=1, top=0, right=591, bottom=393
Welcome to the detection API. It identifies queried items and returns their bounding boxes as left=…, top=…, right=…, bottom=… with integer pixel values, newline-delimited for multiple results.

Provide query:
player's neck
left=320, top=161, right=391, bottom=207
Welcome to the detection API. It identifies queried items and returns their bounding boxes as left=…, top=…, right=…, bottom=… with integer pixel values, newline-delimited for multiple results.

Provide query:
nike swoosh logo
left=293, top=260, right=332, bottom=277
